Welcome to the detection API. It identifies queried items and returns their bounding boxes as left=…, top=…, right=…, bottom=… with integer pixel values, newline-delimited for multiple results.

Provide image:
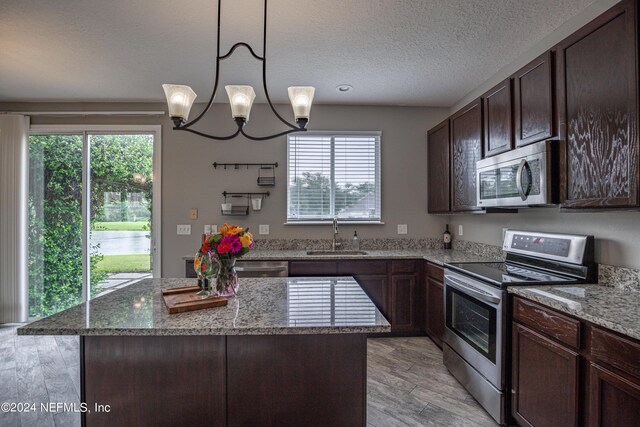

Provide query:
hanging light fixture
left=162, top=0, right=315, bottom=141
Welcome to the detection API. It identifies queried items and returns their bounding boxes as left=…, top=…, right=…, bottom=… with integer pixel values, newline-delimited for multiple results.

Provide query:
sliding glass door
left=28, top=127, right=160, bottom=317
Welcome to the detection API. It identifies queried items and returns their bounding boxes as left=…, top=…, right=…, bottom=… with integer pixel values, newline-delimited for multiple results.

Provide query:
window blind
left=287, top=132, right=381, bottom=222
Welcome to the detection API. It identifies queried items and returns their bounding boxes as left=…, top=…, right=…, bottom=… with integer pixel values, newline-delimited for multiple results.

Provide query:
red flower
left=218, top=241, right=232, bottom=254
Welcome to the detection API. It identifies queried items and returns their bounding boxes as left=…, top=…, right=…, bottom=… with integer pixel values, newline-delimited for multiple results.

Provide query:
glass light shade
left=162, top=84, right=197, bottom=120
left=288, top=86, right=315, bottom=119
left=225, top=85, right=256, bottom=120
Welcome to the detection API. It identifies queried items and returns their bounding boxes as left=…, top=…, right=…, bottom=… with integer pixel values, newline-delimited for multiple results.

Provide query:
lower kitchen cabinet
left=588, top=362, right=640, bottom=427
left=511, top=296, right=640, bottom=427
left=424, top=262, right=444, bottom=348
left=390, top=274, right=418, bottom=333
left=511, top=322, right=579, bottom=427
left=289, top=259, right=423, bottom=334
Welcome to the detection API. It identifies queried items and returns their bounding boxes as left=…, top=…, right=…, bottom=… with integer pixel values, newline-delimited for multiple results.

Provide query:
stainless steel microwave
left=476, top=141, right=557, bottom=208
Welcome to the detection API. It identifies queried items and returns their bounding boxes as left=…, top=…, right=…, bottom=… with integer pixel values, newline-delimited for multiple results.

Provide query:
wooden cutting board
left=162, top=285, right=228, bottom=314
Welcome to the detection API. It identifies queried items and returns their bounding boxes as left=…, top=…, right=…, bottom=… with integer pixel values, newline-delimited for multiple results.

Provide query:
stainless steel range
left=443, top=230, right=596, bottom=425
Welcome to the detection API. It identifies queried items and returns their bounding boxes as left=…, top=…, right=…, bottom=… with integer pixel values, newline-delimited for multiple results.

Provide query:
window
left=287, top=132, right=381, bottom=222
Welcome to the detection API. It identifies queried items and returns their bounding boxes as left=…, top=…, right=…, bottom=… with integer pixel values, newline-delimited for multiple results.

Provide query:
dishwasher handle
left=234, top=266, right=288, bottom=273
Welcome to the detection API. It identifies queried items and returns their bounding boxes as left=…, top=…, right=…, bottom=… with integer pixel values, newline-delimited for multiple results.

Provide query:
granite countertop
left=18, top=277, right=391, bottom=336
left=508, top=284, right=640, bottom=341
left=182, top=248, right=502, bottom=266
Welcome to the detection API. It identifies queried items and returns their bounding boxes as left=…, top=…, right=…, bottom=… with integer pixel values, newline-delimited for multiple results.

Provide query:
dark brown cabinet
left=450, top=99, right=483, bottom=211
left=588, top=363, right=640, bottom=427
left=288, top=259, right=422, bottom=334
left=514, top=50, right=556, bottom=147
left=557, top=0, right=639, bottom=208
left=511, top=296, right=640, bottom=427
left=483, top=78, right=513, bottom=157
left=511, top=322, right=580, bottom=427
left=427, top=119, right=451, bottom=213
left=424, top=262, right=444, bottom=348
left=390, top=274, right=417, bottom=333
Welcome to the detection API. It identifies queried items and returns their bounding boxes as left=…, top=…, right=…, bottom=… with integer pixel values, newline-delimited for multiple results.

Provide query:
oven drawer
left=513, top=296, right=580, bottom=349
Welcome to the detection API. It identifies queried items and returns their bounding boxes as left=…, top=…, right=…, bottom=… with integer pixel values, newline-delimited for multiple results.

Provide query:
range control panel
left=503, top=230, right=592, bottom=265
left=510, top=234, right=571, bottom=257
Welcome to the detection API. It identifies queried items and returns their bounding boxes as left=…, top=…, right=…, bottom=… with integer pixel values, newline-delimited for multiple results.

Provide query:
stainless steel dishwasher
left=234, top=260, right=289, bottom=277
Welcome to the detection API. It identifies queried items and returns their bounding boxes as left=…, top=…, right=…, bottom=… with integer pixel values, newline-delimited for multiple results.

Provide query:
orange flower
left=220, top=223, right=243, bottom=236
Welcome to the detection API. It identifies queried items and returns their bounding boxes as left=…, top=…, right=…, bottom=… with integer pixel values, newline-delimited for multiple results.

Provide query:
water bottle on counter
left=352, top=231, right=360, bottom=251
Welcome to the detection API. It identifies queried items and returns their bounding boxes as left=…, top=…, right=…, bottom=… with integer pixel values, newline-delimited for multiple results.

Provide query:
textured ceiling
left=0, top=0, right=595, bottom=106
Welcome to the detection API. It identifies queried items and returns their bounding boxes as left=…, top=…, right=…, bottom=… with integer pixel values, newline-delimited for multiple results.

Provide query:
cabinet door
left=557, top=0, right=639, bottom=208
left=483, top=78, right=513, bottom=157
left=588, top=362, right=640, bottom=427
left=354, top=274, right=389, bottom=321
left=425, top=277, right=444, bottom=348
left=390, top=274, right=417, bottom=332
left=511, top=322, right=579, bottom=427
left=427, top=120, right=451, bottom=213
left=514, top=51, right=555, bottom=147
left=451, top=99, right=483, bottom=211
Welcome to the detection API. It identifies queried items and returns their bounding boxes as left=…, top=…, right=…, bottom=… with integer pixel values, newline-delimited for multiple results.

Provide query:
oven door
left=444, top=271, right=504, bottom=389
left=476, top=142, right=550, bottom=207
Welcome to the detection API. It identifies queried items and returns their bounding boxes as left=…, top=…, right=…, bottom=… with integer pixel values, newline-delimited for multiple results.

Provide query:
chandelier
left=162, top=0, right=315, bottom=141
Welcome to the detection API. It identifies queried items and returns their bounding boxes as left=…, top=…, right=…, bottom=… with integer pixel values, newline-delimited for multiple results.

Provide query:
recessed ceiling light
left=336, top=84, right=353, bottom=93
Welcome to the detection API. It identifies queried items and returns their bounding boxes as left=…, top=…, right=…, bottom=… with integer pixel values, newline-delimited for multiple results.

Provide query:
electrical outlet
left=458, top=225, right=464, bottom=236
left=259, top=224, right=270, bottom=235
left=211, top=225, right=217, bottom=234
left=397, top=224, right=408, bottom=235
left=177, top=225, right=191, bottom=235
left=190, top=208, right=198, bottom=220
left=204, top=225, right=211, bottom=234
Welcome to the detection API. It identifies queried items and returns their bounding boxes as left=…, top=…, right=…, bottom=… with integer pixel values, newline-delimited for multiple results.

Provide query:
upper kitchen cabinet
left=557, top=0, right=639, bottom=208
left=451, top=99, right=483, bottom=212
left=483, top=78, right=513, bottom=157
left=427, top=120, right=451, bottom=213
left=514, top=51, right=556, bottom=147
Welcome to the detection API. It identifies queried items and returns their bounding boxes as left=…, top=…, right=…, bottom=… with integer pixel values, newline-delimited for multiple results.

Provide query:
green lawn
left=95, top=254, right=150, bottom=272
left=92, top=221, right=148, bottom=231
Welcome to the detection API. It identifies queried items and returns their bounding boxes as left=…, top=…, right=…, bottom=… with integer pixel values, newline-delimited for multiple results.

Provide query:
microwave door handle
left=516, top=159, right=531, bottom=201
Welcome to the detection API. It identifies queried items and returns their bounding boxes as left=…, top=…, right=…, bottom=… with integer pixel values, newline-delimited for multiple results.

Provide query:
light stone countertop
left=508, top=284, right=640, bottom=341
left=18, top=277, right=391, bottom=336
left=182, top=248, right=503, bottom=266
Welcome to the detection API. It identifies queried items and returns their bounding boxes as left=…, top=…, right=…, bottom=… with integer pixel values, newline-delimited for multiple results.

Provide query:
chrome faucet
left=332, top=218, right=341, bottom=251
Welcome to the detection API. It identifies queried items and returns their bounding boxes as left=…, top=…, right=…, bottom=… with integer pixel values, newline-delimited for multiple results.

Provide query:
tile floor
left=0, top=326, right=496, bottom=427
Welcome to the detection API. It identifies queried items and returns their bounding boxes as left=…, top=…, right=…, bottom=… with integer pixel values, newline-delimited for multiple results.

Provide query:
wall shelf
left=213, top=162, right=278, bottom=170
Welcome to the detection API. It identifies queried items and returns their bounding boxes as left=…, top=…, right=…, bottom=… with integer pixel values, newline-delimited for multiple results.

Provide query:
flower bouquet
left=199, top=224, right=254, bottom=297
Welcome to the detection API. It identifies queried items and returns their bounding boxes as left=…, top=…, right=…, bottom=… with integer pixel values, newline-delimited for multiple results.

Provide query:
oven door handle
left=234, top=266, right=288, bottom=272
left=446, top=276, right=501, bottom=305
left=516, top=159, right=532, bottom=201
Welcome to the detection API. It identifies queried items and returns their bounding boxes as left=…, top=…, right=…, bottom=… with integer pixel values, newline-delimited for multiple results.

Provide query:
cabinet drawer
left=338, top=260, right=387, bottom=275
left=289, top=261, right=338, bottom=276
left=513, top=297, right=581, bottom=349
left=425, top=262, right=444, bottom=281
left=391, top=260, right=417, bottom=274
left=590, top=326, right=640, bottom=380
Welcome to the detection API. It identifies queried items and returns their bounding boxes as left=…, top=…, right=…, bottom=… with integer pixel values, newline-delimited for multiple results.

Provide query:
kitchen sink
left=306, top=250, right=368, bottom=256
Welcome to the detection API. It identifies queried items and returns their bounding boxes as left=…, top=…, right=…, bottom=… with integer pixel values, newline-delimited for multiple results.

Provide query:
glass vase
left=194, top=251, right=216, bottom=298
left=215, top=257, right=239, bottom=297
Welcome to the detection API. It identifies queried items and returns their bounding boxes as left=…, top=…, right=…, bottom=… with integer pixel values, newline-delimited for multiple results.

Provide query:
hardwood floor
left=0, top=326, right=496, bottom=426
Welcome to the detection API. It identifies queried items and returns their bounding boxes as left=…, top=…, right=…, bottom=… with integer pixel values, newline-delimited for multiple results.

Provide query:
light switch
left=204, top=225, right=211, bottom=234
left=190, top=209, right=198, bottom=220
left=458, top=225, right=464, bottom=236
left=211, top=224, right=217, bottom=234
left=177, top=225, right=191, bottom=235
left=397, top=224, right=408, bottom=235
left=259, top=224, right=270, bottom=235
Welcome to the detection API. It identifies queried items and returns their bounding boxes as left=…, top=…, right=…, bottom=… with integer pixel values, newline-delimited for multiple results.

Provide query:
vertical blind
left=287, top=132, right=381, bottom=222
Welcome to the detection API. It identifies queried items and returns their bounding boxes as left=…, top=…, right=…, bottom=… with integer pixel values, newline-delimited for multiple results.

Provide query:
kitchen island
left=18, top=277, right=390, bottom=427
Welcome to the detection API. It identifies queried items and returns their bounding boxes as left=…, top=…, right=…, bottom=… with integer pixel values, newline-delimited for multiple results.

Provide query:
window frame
left=286, top=131, right=382, bottom=224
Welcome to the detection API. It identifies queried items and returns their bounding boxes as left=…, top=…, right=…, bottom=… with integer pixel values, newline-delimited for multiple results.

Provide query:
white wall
left=1, top=102, right=449, bottom=277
